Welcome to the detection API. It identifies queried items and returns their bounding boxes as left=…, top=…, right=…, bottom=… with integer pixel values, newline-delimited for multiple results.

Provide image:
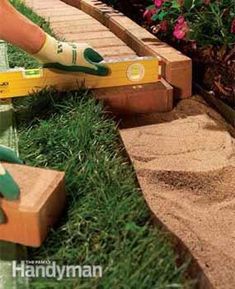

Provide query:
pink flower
left=143, top=8, right=157, bottom=24
left=177, top=16, right=185, bottom=25
left=154, top=0, right=164, bottom=8
left=160, top=20, right=168, bottom=32
left=203, top=0, right=210, bottom=4
left=173, top=16, right=189, bottom=40
left=231, top=19, right=235, bottom=34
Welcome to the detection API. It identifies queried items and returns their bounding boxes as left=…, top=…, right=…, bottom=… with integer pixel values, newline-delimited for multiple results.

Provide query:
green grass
left=10, top=1, right=191, bottom=288
left=18, top=91, right=190, bottom=289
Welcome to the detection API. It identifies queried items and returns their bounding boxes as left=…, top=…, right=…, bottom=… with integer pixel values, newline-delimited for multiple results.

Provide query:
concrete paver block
left=0, top=163, right=66, bottom=247
left=95, top=79, right=173, bottom=114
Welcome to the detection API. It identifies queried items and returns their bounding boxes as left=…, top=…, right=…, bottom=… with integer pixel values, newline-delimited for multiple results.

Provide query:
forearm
left=0, top=0, right=45, bottom=54
left=0, top=0, right=108, bottom=75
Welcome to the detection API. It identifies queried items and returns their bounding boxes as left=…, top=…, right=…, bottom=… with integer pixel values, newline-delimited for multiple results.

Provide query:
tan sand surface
left=120, top=96, right=235, bottom=289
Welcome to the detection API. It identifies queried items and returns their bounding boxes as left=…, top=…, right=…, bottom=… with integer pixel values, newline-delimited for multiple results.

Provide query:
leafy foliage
left=143, top=0, right=235, bottom=105
left=143, top=0, right=235, bottom=48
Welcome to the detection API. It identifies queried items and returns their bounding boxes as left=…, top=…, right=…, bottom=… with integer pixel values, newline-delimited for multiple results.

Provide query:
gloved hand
left=33, top=33, right=109, bottom=76
left=0, top=145, right=23, bottom=224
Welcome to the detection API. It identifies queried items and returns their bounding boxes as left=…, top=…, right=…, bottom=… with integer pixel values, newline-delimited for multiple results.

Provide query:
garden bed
left=102, top=0, right=235, bottom=108
left=116, top=0, right=235, bottom=126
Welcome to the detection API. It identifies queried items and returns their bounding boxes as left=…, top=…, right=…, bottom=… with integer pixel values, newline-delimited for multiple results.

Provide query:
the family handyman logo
left=12, top=260, right=103, bottom=280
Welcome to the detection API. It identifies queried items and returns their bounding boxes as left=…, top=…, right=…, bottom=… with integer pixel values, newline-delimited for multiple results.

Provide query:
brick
left=54, top=25, right=107, bottom=35
left=61, top=31, right=114, bottom=41
left=61, top=0, right=82, bottom=9
left=55, top=35, right=125, bottom=48
left=0, top=163, right=65, bottom=247
left=48, top=14, right=91, bottom=23
left=25, top=1, right=66, bottom=10
left=26, top=0, right=171, bottom=113
left=52, top=18, right=99, bottom=28
left=80, top=1, right=110, bottom=26
left=108, top=15, right=139, bottom=41
left=83, top=38, right=126, bottom=49
left=94, top=79, right=173, bottom=114
left=97, top=46, right=135, bottom=58
left=38, top=8, right=84, bottom=17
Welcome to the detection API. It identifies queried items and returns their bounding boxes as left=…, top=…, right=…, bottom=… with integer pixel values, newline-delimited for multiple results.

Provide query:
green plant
left=144, top=0, right=235, bottom=48
left=143, top=0, right=235, bottom=105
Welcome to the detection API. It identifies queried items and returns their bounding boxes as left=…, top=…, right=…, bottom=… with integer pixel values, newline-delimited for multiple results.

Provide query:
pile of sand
left=120, top=96, right=235, bottom=289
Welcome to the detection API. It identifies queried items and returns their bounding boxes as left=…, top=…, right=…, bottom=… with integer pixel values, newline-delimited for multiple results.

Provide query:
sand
left=120, top=96, right=235, bottom=289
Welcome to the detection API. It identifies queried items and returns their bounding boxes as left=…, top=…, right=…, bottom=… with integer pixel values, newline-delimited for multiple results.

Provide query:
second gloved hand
left=0, top=145, right=23, bottom=224
left=33, top=34, right=110, bottom=76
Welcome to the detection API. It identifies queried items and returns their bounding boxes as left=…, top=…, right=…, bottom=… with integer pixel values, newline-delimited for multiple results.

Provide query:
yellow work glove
left=33, top=34, right=109, bottom=76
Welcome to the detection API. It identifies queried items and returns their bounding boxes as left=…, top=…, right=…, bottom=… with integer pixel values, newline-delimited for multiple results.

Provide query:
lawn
left=9, top=1, right=191, bottom=288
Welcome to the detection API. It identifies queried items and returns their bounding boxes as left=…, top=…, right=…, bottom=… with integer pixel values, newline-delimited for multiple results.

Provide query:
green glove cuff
left=0, top=146, right=21, bottom=225
left=0, top=145, right=23, bottom=164
left=0, top=168, right=20, bottom=201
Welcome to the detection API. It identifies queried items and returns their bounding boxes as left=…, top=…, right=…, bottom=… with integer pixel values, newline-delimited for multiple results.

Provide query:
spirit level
left=0, top=57, right=161, bottom=99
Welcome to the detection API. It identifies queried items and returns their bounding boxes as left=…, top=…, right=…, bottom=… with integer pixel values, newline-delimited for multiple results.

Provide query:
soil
left=120, top=96, right=235, bottom=289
